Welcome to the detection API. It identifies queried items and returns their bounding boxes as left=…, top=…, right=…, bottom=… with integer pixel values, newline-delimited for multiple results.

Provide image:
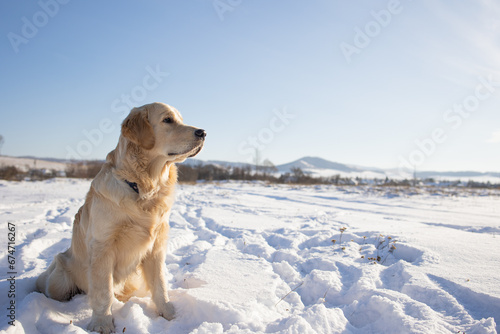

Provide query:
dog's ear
left=122, top=108, right=155, bottom=150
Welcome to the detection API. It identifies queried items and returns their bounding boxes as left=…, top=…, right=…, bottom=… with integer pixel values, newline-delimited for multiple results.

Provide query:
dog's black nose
left=195, top=129, right=206, bottom=139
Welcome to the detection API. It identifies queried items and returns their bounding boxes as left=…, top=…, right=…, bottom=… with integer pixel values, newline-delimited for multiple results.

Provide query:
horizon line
left=1, top=154, right=499, bottom=175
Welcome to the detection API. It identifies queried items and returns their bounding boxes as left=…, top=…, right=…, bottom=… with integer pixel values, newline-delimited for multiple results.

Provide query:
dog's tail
left=36, top=249, right=80, bottom=301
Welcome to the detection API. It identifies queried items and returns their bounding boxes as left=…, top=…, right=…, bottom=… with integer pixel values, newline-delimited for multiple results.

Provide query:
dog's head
left=122, top=102, right=206, bottom=162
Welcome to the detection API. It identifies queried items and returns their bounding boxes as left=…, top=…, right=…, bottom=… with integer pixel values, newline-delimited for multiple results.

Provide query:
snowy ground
left=0, top=179, right=499, bottom=334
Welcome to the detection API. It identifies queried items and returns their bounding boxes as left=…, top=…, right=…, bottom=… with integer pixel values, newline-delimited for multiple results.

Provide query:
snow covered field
left=0, top=179, right=499, bottom=334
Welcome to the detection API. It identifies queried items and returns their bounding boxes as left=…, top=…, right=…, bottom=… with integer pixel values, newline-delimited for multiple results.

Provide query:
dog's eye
left=163, top=117, right=173, bottom=124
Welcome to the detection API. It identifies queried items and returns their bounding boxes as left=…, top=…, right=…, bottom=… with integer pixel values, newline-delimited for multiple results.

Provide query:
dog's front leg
left=87, top=246, right=115, bottom=334
left=142, top=249, right=175, bottom=321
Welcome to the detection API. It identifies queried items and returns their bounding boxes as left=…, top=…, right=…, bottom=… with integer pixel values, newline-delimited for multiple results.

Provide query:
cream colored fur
left=36, top=102, right=205, bottom=334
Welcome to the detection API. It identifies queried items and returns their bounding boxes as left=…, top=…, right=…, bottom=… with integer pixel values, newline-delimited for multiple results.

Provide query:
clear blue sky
left=1, top=0, right=499, bottom=172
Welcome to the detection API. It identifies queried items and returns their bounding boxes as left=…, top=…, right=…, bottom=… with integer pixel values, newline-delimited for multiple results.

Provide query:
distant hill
left=417, top=171, right=500, bottom=179
left=18, top=156, right=72, bottom=164
left=0, top=156, right=67, bottom=172
left=184, top=156, right=500, bottom=183
left=275, top=157, right=500, bottom=183
left=183, top=159, right=252, bottom=169
left=275, top=156, right=383, bottom=174
left=1, top=155, right=499, bottom=183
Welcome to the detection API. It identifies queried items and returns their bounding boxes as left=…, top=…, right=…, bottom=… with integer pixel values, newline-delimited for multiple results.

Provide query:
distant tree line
left=0, top=160, right=104, bottom=181
left=177, top=164, right=333, bottom=184
left=176, top=164, right=500, bottom=188
left=0, top=161, right=498, bottom=189
left=65, top=161, right=104, bottom=179
left=0, top=166, right=61, bottom=181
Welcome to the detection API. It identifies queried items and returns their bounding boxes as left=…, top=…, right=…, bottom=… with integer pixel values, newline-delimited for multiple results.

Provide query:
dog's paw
left=158, top=301, right=176, bottom=321
left=88, top=314, right=115, bottom=334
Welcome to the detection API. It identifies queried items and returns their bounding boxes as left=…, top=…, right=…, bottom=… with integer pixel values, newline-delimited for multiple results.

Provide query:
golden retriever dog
left=36, top=102, right=206, bottom=333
